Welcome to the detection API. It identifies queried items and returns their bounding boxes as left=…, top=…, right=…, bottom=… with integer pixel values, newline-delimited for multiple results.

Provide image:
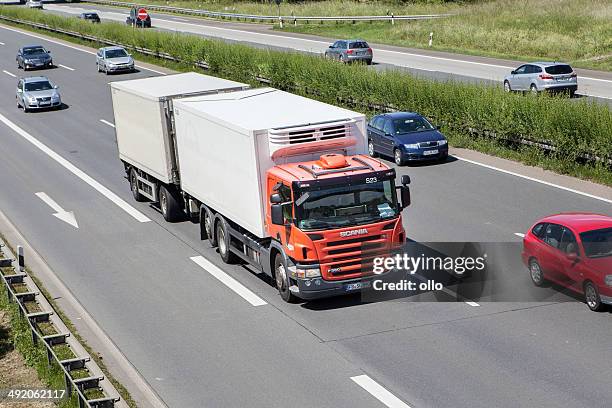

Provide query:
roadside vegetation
left=0, top=6, right=610, bottom=186
left=99, top=0, right=611, bottom=71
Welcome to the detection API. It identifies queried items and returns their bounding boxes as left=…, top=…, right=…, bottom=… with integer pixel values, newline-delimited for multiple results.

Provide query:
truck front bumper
left=293, top=274, right=380, bottom=300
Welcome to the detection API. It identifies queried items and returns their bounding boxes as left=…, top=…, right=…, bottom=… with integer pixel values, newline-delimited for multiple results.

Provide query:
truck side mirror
left=400, top=186, right=411, bottom=208
left=271, top=204, right=284, bottom=225
left=400, top=175, right=411, bottom=186
left=270, top=193, right=282, bottom=204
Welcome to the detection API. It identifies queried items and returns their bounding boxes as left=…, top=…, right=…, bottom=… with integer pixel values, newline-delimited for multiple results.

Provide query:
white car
left=27, top=0, right=43, bottom=9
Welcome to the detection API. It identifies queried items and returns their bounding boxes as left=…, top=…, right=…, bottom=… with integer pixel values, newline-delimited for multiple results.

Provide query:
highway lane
left=1, top=23, right=612, bottom=408
left=38, top=2, right=612, bottom=101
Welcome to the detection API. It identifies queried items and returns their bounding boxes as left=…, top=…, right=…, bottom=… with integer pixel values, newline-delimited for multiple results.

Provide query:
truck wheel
left=159, top=185, right=183, bottom=222
left=130, top=168, right=146, bottom=202
left=216, top=218, right=237, bottom=264
left=200, top=205, right=217, bottom=246
left=274, top=253, right=297, bottom=303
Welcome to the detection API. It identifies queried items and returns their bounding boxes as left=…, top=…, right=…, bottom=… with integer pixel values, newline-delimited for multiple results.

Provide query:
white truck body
left=110, top=72, right=249, bottom=184
left=173, top=88, right=367, bottom=238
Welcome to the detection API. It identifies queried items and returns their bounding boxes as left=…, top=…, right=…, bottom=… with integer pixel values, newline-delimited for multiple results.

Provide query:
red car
left=522, top=213, right=612, bottom=311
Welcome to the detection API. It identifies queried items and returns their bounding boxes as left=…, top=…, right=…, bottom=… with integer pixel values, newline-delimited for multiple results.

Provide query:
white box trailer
left=110, top=72, right=249, bottom=185
left=173, top=88, right=367, bottom=238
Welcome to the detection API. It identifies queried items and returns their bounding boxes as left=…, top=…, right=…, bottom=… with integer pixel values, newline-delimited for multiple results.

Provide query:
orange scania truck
left=111, top=73, right=410, bottom=301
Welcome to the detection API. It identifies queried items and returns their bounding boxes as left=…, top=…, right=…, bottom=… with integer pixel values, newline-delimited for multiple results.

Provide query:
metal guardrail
left=82, top=0, right=451, bottom=24
left=0, top=241, right=122, bottom=408
left=0, top=14, right=608, bottom=166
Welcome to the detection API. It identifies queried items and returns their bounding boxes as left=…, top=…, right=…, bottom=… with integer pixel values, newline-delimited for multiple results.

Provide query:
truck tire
left=130, top=168, right=146, bottom=202
left=216, top=217, right=237, bottom=264
left=274, top=253, right=297, bottom=303
left=200, top=205, right=217, bottom=246
left=159, top=184, right=183, bottom=222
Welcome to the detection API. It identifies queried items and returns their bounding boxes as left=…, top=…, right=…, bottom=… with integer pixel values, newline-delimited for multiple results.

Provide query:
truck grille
left=270, top=123, right=350, bottom=146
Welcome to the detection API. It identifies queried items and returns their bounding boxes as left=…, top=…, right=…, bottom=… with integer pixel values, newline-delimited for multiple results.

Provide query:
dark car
left=16, top=45, right=53, bottom=71
left=522, top=213, right=612, bottom=311
left=367, top=112, right=448, bottom=165
left=325, top=40, right=373, bottom=65
left=126, top=7, right=151, bottom=28
left=78, top=12, right=101, bottom=23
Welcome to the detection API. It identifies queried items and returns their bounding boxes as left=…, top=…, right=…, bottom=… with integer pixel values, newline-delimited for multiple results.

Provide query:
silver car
left=96, top=46, right=135, bottom=74
left=16, top=76, right=62, bottom=112
left=325, top=40, right=373, bottom=65
left=504, top=62, right=577, bottom=96
left=27, top=0, right=43, bottom=9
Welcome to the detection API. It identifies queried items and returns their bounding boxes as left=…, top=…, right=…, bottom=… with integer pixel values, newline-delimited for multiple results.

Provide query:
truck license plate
left=423, top=149, right=438, bottom=156
left=345, top=281, right=371, bottom=291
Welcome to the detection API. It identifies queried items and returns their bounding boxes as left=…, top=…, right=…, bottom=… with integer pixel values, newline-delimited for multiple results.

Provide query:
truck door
left=267, top=177, right=293, bottom=246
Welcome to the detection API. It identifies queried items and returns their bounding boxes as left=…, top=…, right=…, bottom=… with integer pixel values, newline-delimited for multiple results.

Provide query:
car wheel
left=530, top=84, right=538, bottom=94
left=569, top=90, right=576, bottom=98
left=216, top=218, right=237, bottom=264
left=584, top=281, right=604, bottom=312
left=368, top=140, right=377, bottom=157
left=274, top=253, right=297, bottom=303
left=504, top=81, right=512, bottom=93
left=366, top=59, right=373, bottom=65
left=340, top=54, right=347, bottom=63
left=529, top=259, right=545, bottom=286
left=394, top=148, right=405, bottom=166
left=96, top=62, right=100, bottom=73
left=129, top=168, right=146, bottom=202
left=104, top=64, right=109, bottom=75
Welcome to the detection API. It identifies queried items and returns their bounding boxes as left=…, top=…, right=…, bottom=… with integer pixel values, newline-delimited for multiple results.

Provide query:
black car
left=125, top=7, right=151, bottom=28
left=367, top=112, right=448, bottom=165
left=16, top=45, right=53, bottom=71
left=78, top=12, right=101, bottom=23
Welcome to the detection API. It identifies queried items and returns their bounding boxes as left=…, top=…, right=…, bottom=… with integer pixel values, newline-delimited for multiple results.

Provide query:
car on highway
left=522, top=213, right=612, bottom=311
left=16, top=76, right=62, bottom=112
left=96, top=46, right=135, bottom=74
left=16, top=45, right=53, bottom=71
left=504, top=62, right=578, bottom=97
left=126, top=7, right=151, bottom=28
left=26, top=0, right=43, bottom=9
left=367, top=112, right=448, bottom=165
left=78, top=12, right=101, bottom=23
left=325, top=40, right=373, bottom=65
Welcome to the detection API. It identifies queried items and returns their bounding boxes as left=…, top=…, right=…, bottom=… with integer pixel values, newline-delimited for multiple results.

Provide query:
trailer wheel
left=216, top=218, right=237, bottom=264
left=274, top=253, right=297, bottom=303
left=130, top=168, right=146, bottom=202
left=159, top=185, right=183, bottom=222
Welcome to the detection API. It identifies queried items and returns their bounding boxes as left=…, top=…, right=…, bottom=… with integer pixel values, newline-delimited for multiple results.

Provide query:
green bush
left=1, top=6, right=610, bottom=176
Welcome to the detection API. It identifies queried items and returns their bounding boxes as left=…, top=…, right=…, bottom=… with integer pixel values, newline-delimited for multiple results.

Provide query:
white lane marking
left=465, top=301, right=480, bottom=307
left=0, top=25, right=167, bottom=75
left=59, top=63, right=75, bottom=71
left=99, top=119, right=115, bottom=128
left=2, top=70, right=16, bottom=77
left=0, top=41, right=5, bottom=45
left=35, top=192, right=79, bottom=228
left=351, top=375, right=412, bottom=408
left=515, top=233, right=526, bottom=238
left=0, top=112, right=151, bottom=223
left=454, top=156, right=612, bottom=204
left=190, top=255, right=267, bottom=306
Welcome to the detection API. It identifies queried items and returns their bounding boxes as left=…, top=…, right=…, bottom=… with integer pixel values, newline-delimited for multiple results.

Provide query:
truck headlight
left=289, top=266, right=321, bottom=279
left=404, top=143, right=418, bottom=149
left=605, top=275, right=612, bottom=287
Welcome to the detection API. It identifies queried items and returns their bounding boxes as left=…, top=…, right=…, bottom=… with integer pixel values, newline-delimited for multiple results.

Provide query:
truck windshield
left=294, top=179, right=398, bottom=231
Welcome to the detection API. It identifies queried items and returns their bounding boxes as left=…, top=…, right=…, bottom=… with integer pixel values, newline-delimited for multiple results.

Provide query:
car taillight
left=367, top=48, right=372, bottom=54
left=346, top=49, right=354, bottom=55
left=539, top=74, right=554, bottom=80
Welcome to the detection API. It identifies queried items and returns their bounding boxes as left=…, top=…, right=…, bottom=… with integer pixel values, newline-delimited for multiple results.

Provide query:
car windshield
left=392, top=117, right=434, bottom=134
left=580, top=227, right=612, bottom=258
left=24, top=81, right=53, bottom=91
left=23, top=47, right=46, bottom=55
left=349, top=42, right=369, bottom=49
left=85, top=13, right=98, bottom=18
left=545, top=65, right=573, bottom=75
left=295, top=179, right=398, bottom=231
left=105, top=49, right=128, bottom=58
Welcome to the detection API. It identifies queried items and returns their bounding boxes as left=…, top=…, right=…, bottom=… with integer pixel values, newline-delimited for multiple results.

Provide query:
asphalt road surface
left=0, top=23, right=611, bottom=408
left=31, top=1, right=612, bottom=102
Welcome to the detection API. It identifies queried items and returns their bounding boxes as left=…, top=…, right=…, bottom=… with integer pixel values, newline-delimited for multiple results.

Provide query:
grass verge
left=0, top=6, right=610, bottom=186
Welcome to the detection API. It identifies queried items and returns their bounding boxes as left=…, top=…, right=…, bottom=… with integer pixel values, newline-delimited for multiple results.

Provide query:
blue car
left=367, top=112, right=448, bottom=165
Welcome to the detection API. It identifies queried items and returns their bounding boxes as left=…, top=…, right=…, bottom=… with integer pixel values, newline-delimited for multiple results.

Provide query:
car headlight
left=27, top=96, right=37, bottom=102
left=438, top=140, right=448, bottom=146
left=605, top=275, right=612, bottom=287
left=404, top=143, right=419, bottom=149
left=289, top=266, right=321, bottom=279
left=51, top=94, right=60, bottom=100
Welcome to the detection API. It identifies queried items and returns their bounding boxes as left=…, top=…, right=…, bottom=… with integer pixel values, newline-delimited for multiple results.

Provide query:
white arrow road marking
left=35, top=192, right=79, bottom=228
left=2, top=70, right=16, bottom=78
left=351, top=375, right=412, bottom=408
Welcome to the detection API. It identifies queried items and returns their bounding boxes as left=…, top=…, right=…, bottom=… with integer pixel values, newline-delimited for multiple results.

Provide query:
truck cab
left=266, top=153, right=409, bottom=301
